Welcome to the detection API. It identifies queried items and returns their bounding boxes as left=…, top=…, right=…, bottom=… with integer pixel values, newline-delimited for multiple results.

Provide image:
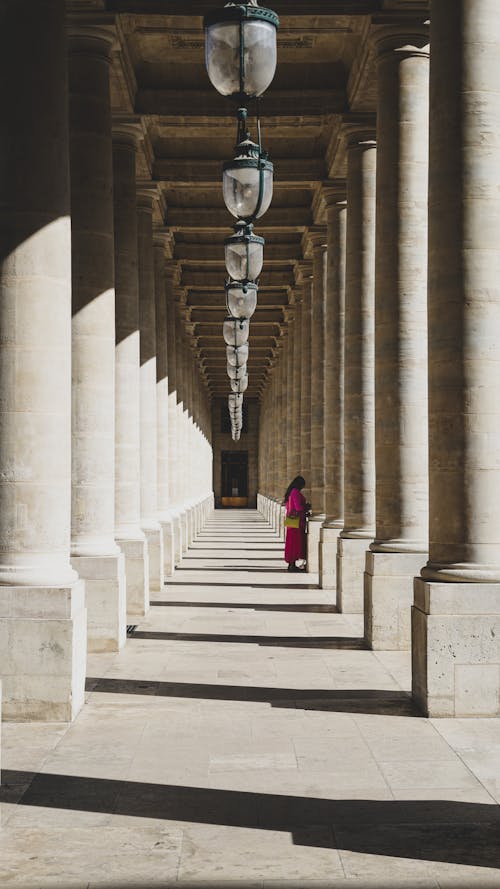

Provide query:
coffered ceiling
left=100, top=0, right=429, bottom=399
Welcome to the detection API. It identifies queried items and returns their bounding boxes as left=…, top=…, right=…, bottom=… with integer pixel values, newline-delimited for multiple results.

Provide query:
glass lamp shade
left=227, top=361, right=247, bottom=380
left=231, top=374, right=248, bottom=393
left=223, top=316, right=249, bottom=347
left=224, top=223, right=264, bottom=281
left=204, top=4, right=279, bottom=100
left=226, top=343, right=249, bottom=367
left=226, top=281, right=258, bottom=319
left=223, top=151, right=273, bottom=222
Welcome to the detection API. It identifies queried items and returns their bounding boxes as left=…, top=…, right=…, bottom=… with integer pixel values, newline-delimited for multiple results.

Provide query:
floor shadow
left=151, top=601, right=337, bottom=613
left=175, top=567, right=287, bottom=573
left=2, top=770, right=500, bottom=869
left=181, top=557, right=284, bottom=562
left=128, top=630, right=366, bottom=649
left=85, top=677, right=416, bottom=715
left=165, top=580, right=316, bottom=590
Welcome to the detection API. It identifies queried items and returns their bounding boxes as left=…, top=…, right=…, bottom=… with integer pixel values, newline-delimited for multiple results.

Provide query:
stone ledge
left=414, top=579, right=500, bottom=615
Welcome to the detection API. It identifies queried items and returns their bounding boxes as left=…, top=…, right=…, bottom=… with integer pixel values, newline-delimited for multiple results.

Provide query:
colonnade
left=0, top=1, right=213, bottom=721
left=259, top=0, right=500, bottom=718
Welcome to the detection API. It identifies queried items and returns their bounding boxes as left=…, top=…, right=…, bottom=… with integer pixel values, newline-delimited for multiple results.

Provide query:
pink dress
left=284, top=487, right=307, bottom=563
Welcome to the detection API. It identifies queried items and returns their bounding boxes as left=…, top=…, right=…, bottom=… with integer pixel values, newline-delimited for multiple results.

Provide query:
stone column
left=413, top=0, right=500, bottom=717
left=176, top=314, right=189, bottom=551
left=165, top=267, right=182, bottom=564
left=137, top=188, right=164, bottom=592
left=292, top=296, right=303, bottom=474
left=68, top=22, right=126, bottom=653
left=319, top=186, right=347, bottom=591
left=113, top=122, right=149, bottom=619
left=364, top=25, right=430, bottom=650
left=153, top=232, right=174, bottom=577
left=308, top=231, right=328, bottom=573
left=0, top=0, right=86, bottom=720
left=286, top=313, right=295, bottom=482
left=337, top=128, right=377, bottom=612
left=299, top=267, right=313, bottom=514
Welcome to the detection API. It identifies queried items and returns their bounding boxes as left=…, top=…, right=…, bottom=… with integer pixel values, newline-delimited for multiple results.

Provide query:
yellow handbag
left=284, top=514, right=300, bottom=529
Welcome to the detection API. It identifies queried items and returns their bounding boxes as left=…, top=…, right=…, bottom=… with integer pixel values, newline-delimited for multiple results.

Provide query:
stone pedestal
left=412, top=580, right=500, bottom=717
left=0, top=582, right=86, bottom=721
left=337, top=537, right=370, bottom=613
left=307, top=517, right=323, bottom=573
left=364, top=551, right=423, bottom=650
left=319, top=524, right=342, bottom=591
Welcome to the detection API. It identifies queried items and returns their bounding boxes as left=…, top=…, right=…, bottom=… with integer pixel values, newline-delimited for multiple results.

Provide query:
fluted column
left=292, top=296, right=303, bottom=475
left=68, top=23, right=126, bottom=653
left=308, top=231, right=328, bottom=573
left=319, top=186, right=347, bottom=591
left=0, top=0, right=86, bottom=720
left=153, top=232, right=174, bottom=577
left=137, top=188, right=163, bottom=592
left=166, top=269, right=182, bottom=564
left=337, top=127, right=377, bottom=612
left=365, top=25, right=430, bottom=650
left=413, top=0, right=500, bottom=716
left=299, top=267, right=313, bottom=522
left=286, top=314, right=295, bottom=483
left=113, top=125, right=148, bottom=618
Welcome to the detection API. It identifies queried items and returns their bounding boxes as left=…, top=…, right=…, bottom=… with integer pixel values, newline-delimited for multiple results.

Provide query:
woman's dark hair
left=284, top=475, right=305, bottom=503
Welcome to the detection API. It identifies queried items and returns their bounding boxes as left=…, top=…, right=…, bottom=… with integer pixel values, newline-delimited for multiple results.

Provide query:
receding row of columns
left=259, top=1, right=500, bottom=717
left=0, top=2, right=213, bottom=721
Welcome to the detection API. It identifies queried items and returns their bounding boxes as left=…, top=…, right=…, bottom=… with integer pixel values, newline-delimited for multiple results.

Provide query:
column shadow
left=151, top=601, right=337, bottom=613
left=2, top=770, right=500, bottom=869
left=127, top=630, right=367, bottom=649
left=85, top=677, right=416, bottom=715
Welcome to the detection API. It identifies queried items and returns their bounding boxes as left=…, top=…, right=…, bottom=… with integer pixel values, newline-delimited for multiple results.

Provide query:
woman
left=284, top=476, right=310, bottom=572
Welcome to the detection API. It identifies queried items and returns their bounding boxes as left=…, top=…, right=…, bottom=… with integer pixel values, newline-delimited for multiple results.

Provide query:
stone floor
left=1, top=509, right=500, bottom=888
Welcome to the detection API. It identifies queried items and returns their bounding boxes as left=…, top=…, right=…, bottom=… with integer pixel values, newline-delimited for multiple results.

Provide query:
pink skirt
left=284, top=527, right=306, bottom=563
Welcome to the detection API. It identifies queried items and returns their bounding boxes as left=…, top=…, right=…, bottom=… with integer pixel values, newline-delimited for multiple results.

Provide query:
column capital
left=67, top=18, right=116, bottom=56
left=153, top=227, right=174, bottom=258
left=136, top=182, right=158, bottom=213
left=341, top=113, right=377, bottom=150
left=302, top=226, right=328, bottom=259
left=322, top=179, right=347, bottom=208
left=165, top=260, right=182, bottom=287
left=294, top=260, right=313, bottom=286
left=371, top=19, right=429, bottom=59
left=112, top=115, right=142, bottom=149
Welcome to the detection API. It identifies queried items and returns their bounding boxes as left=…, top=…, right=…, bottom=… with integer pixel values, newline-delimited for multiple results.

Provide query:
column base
left=71, top=552, right=126, bottom=653
left=116, top=534, right=149, bottom=619
left=143, top=524, right=164, bottom=594
left=364, top=550, right=425, bottom=650
left=319, top=525, right=342, bottom=590
left=412, top=579, right=500, bottom=717
left=159, top=517, right=175, bottom=578
left=0, top=580, right=86, bottom=721
left=337, top=536, right=371, bottom=613
left=307, top=517, right=324, bottom=573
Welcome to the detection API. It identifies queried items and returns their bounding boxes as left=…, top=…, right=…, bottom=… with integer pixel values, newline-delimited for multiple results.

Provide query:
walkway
left=1, top=510, right=500, bottom=888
